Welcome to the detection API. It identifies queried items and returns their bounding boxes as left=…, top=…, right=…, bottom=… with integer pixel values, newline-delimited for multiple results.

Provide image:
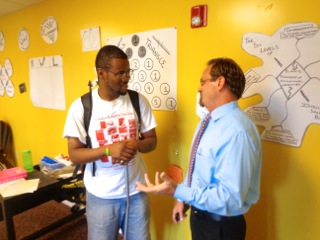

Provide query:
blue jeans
left=86, top=191, right=150, bottom=240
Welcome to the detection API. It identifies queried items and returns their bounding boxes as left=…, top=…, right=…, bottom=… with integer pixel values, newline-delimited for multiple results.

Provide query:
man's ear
left=97, top=68, right=106, bottom=78
left=217, top=76, right=226, bottom=90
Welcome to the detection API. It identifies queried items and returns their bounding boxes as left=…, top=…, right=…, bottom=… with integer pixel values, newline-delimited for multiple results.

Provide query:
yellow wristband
left=105, top=146, right=110, bottom=156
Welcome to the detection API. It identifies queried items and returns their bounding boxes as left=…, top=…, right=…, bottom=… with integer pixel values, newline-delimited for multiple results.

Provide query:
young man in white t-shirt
left=63, top=45, right=157, bottom=240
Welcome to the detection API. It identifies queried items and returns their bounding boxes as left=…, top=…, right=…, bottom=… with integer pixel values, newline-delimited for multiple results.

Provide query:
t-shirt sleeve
left=62, top=98, right=87, bottom=144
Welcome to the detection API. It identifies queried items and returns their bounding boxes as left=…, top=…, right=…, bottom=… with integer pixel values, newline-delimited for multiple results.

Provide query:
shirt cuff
left=174, top=184, right=192, bottom=202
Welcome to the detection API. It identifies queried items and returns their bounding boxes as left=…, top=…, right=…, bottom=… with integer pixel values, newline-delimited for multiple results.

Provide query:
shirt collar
left=209, top=101, right=239, bottom=122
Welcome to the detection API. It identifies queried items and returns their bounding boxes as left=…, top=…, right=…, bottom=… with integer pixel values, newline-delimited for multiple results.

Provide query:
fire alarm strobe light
left=191, top=5, right=208, bottom=28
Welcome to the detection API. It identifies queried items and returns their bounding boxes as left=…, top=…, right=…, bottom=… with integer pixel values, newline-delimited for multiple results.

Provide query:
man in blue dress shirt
left=136, top=57, right=262, bottom=240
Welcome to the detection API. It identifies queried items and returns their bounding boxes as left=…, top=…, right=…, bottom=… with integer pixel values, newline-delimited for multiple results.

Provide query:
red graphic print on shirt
left=94, top=113, right=137, bottom=162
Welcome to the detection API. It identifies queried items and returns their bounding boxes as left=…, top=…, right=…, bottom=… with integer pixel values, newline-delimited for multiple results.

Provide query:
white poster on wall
left=81, top=26, right=101, bottom=52
left=29, top=55, right=65, bottom=110
left=242, top=21, right=320, bottom=147
left=107, top=27, right=177, bottom=111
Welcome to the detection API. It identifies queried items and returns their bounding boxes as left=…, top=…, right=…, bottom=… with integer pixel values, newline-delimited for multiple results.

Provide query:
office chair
left=0, top=120, right=17, bottom=169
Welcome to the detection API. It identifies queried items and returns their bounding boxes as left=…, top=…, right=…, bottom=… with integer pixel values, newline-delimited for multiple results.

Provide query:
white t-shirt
left=63, top=88, right=157, bottom=199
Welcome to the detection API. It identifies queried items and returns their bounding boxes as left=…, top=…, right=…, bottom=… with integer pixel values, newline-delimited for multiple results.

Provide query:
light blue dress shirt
left=174, top=101, right=262, bottom=216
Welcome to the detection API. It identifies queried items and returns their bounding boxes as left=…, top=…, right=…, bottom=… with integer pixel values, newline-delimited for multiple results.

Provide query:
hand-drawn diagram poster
left=242, top=22, right=320, bottom=147
left=29, top=55, right=65, bottom=110
left=107, top=27, right=177, bottom=111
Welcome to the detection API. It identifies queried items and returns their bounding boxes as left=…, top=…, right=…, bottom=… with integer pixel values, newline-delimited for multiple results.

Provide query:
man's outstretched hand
left=136, top=172, right=177, bottom=196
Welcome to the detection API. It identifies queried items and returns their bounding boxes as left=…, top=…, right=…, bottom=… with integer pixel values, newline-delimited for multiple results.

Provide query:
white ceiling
left=0, top=0, right=44, bottom=17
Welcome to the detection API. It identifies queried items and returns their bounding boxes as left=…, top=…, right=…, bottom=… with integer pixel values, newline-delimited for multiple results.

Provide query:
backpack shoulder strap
left=127, top=90, right=142, bottom=138
left=81, top=91, right=92, bottom=148
left=73, top=82, right=93, bottom=177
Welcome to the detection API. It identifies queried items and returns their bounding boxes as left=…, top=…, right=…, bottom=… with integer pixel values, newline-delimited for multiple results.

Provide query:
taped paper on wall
left=29, top=55, right=65, bottom=110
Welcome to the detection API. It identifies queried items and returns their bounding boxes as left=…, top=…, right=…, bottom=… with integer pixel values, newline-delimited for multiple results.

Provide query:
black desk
left=0, top=168, right=86, bottom=240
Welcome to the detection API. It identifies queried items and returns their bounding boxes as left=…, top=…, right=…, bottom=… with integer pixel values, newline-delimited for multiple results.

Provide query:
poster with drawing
left=81, top=26, right=101, bottom=52
left=242, top=22, right=320, bottom=147
left=107, top=27, right=177, bottom=111
left=29, top=55, right=65, bottom=110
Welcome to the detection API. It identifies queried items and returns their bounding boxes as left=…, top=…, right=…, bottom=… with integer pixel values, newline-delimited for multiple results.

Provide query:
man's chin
left=119, top=89, right=128, bottom=96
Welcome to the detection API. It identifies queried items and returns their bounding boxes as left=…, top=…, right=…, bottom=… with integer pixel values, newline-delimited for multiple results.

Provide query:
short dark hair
left=207, top=58, right=246, bottom=99
left=95, top=45, right=128, bottom=69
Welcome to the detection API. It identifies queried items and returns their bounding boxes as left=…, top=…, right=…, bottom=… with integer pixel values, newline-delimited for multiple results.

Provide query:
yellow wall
left=1, top=0, right=320, bottom=239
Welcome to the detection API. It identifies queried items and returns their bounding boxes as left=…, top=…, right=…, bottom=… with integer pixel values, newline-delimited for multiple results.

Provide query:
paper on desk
left=0, top=178, right=39, bottom=198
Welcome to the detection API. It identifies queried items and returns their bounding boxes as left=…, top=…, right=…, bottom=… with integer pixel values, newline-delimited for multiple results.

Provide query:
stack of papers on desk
left=0, top=178, right=39, bottom=198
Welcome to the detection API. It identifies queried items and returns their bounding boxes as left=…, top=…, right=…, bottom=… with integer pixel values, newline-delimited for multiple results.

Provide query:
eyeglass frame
left=199, top=76, right=219, bottom=86
left=100, top=68, right=134, bottom=79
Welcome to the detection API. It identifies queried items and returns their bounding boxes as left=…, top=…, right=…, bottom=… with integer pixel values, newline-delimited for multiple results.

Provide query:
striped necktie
left=187, top=113, right=211, bottom=187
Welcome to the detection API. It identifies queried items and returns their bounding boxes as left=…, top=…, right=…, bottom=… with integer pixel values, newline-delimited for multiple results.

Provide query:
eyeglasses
left=199, top=76, right=219, bottom=86
left=101, top=68, right=134, bottom=79
left=200, top=78, right=214, bottom=86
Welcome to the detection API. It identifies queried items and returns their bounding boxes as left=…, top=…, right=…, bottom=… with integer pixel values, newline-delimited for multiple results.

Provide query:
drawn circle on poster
left=126, top=47, right=133, bottom=59
left=150, top=70, right=161, bottom=82
left=40, top=16, right=58, bottom=44
left=0, top=64, right=5, bottom=96
left=144, top=82, right=154, bottom=94
left=138, top=46, right=147, bottom=58
left=152, top=96, right=161, bottom=109
left=82, top=28, right=100, bottom=50
left=131, top=59, right=140, bottom=70
left=166, top=98, right=177, bottom=110
left=160, top=83, right=170, bottom=95
left=18, top=28, right=30, bottom=51
left=0, top=31, right=5, bottom=51
left=1, top=72, right=8, bottom=83
left=138, top=70, right=147, bottom=82
left=0, top=71, right=14, bottom=97
left=5, top=79, right=14, bottom=97
left=4, top=59, right=13, bottom=77
left=144, top=58, right=154, bottom=70
left=132, top=82, right=141, bottom=92
left=131, top=35, right=140, bottom=46
left=0, top=84, right=4, bottom=96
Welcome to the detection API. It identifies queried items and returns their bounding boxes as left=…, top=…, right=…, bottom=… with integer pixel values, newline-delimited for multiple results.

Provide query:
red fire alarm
left=191, top=4, right=208, bottom=28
